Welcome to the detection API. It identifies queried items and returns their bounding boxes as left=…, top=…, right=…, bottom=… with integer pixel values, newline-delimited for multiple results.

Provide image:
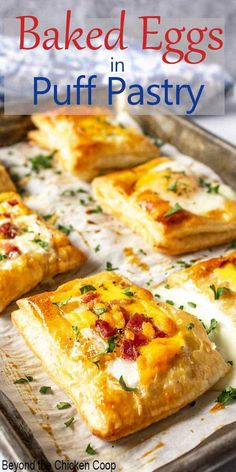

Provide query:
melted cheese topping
left=44, top=274, right=188, bottom=388
left=135, top=160, right=236, bottom=217
left=137, top=335, right=185, bottom=385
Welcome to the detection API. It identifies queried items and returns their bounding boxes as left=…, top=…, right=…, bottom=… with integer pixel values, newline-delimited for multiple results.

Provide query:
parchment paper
left=0, top=138, right=235, bottom=472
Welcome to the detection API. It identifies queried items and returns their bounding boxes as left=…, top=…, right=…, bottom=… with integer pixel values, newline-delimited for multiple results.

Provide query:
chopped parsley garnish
left=206, top=318, right=218, bottom=335
left=30, top=152, right=54, bottom=172
left=89, top=206, right=103, bottom=214
left=139, top=249, right=147, bottom=255
left=77, top=188, right=88, bottom=194
left=209, top=284, right=229, bottom=300
left=123, top=288, right=134, bottom=297
left=32, top=238, right=49, bottom=251
left=18, top=185, right=26, bottom=195
left=179, top=305, right=184, bottom=310
left=56, top=402, right=71, bottom=410
left=39, top=386, right=52, bottom=395
left=72, top=325, right=80, bottom=342
left=105, top=336, right=117, bottom=354
left=106, top=262, right=118, bottom=271
left=80, top=285, right=96, bottom=294
left=187, top=302, right=197, bottom=308
left=85, top=443, right=97, bottom=455
left=163, top=203, right=183, bottom=218
left=60, top=189, right=76, bottom=197
left=198, top=177, right=220, bottom=194
left=146, top=279, right=153, bottom=287
left=0, top=254, right=7, bottom=260
left=216, top=386, right=236, bottom=405
left=168, top=181, right=177, bottom=192
left=229, top=241, right=236, bottom=249
left=164, top=284, right=170, bottom=289
left=227, top=361, right=233, bottom=366
left=43, top=213, right=55, bottom=221
left=176, top=260, right=192, bottom=269
left=94, top=307, right=108, bottom=316
left=11, top=172, right=20, bottom=183
left=58, top=224, right=74, bottom=236
left=64, top=416, right=75, bottom=427
left=155, top=293, right=160, bottom=298
left=14, top=375, right=33, bottom=384
left=119, top=376, right=138, bottom=392
left=198, top=177, right=206, bottom=188
left=53, top=297, right=71, bottom=308
left=22, top=227, right=34, bottom=233
left=166, top=300, right=174, bottom=305
left=94, top=244, right=100, bottom=252
left=209, top=183, right=220, bottom=194
left=187, top=323, right=194, bottom=330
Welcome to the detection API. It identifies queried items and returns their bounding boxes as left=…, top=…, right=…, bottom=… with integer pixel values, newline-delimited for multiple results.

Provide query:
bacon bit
left=82, top=292, right=98, bottom=304
left=95, top=319, right=116, bottom=338
left=153, top=325, right=167, bottom=338
left=7, top=199, right=18, bottom=206
left=2, top=213, right=11, bottom=218
left=4, top=243, right=21, bottom=258
left=133, top=332, right=148, bottom=347
left=126, top=313, right=167, bottom=339
left=119, top=306, right=130, bottom=324
left=121, top=339, right=138, bottom=361
left=126, top=313, right=146, bottom=331
left=0, top=222, right=18, bottom=238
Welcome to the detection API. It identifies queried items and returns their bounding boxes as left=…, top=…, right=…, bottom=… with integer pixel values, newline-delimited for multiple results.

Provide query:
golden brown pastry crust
left=12, top=272, right=228, bottom=440
left=92, top=157, right=236, bottom=255
left=0, top=165, right=16, bottom=192
left=0, top=191, right=85, bottom=312
left=29, top=109, right=159, bottom=181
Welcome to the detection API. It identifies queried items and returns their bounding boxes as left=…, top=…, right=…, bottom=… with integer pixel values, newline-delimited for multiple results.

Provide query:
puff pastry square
left=29, top=109, right=158, bottom=181
left=0, top=192, right=85, bottom=312
left=92, top=157, right=236, bottom=255
left=12, top=272, right=228, bottom=440
left=0, top=164, right=16, bottom=192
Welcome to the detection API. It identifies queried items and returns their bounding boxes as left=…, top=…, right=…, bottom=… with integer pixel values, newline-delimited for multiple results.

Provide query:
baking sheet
left=0, top=133, right=235, bottom=471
